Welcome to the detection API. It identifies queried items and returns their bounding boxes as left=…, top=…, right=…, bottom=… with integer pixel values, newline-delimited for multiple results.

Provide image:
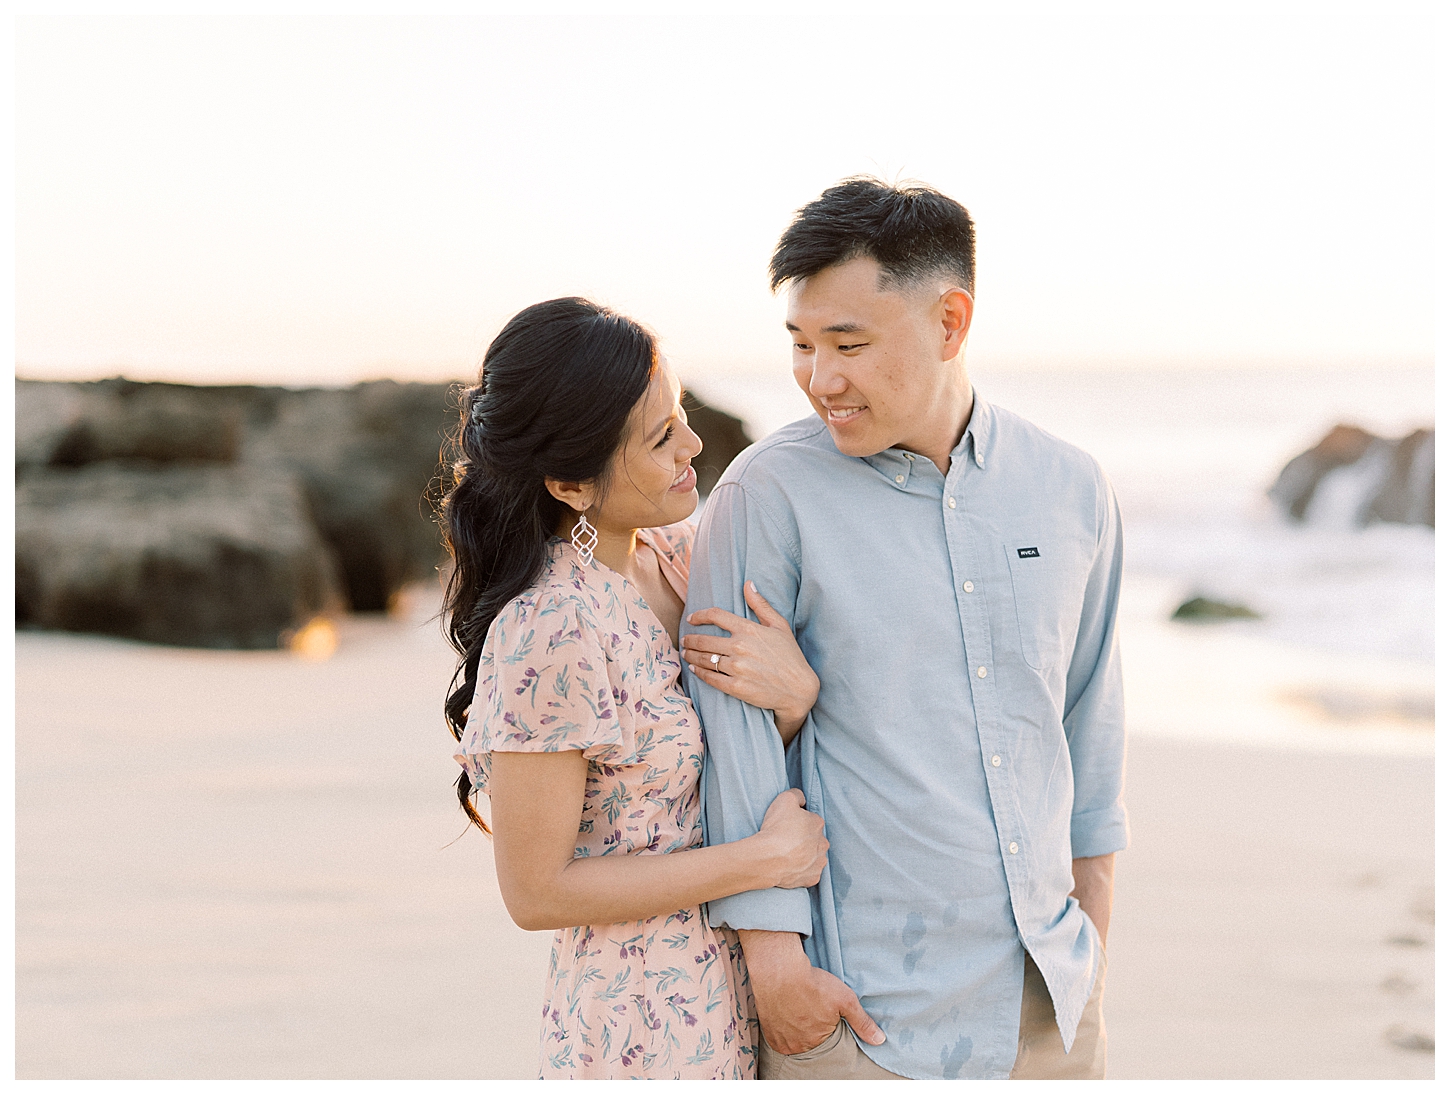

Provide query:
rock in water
left=1269, top=424, right=1434, bottom=528
left=16, top=465, right=342, bottom=648
left=1171, top=596, right=1263, bottom=621
left=1364, top=428, right=1434, bottom=527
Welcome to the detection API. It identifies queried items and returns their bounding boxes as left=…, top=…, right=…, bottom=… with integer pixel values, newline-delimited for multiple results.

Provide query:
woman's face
left=592, top=359, right=703, bottom=534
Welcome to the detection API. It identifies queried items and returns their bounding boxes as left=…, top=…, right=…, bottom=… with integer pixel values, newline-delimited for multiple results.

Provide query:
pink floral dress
left=455, top=521, right=758, bottom=1080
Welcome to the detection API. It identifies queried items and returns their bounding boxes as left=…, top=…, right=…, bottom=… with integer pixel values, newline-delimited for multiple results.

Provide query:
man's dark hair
left=769, top=176, right=976, bottom=296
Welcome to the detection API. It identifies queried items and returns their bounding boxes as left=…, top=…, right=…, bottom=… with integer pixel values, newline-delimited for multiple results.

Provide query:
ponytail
left=439, top=298, right=657, bottom=832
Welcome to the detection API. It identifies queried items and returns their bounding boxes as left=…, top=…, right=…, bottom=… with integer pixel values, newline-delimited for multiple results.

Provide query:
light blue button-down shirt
left=681, top=392, right=1127, bottom=1080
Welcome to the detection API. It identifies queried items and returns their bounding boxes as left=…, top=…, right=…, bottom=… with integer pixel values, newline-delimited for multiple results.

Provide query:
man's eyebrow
left=784, top=321, right=868, bottom=334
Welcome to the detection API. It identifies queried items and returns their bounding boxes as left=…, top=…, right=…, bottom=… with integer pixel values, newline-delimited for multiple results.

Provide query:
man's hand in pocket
left=739, top=929, right=885, bottom=1054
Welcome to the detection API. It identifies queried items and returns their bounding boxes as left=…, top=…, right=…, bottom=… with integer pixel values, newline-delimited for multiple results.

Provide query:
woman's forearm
left=504, top=835, right=772, bottom=931
left=489, top=750, right=824, bottom=932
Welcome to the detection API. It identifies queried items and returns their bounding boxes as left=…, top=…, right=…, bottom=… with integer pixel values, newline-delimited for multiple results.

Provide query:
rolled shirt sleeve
left=1063, top=465, right=1129, bottom=860
left=682, top=480, right=814, bottom=936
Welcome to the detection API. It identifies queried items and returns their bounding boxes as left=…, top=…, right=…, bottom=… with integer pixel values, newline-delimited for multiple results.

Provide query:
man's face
left=785, top=256, right=954, bottom=459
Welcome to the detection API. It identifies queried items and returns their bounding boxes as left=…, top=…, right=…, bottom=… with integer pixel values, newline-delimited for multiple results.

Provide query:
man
left=680, top=178, right=1126, bottom=1080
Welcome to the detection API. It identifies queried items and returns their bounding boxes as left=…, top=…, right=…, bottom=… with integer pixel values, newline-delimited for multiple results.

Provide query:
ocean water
left=684, top=363, right=1435, bottom=755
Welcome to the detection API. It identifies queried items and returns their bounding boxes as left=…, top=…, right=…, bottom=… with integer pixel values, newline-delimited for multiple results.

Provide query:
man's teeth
left=829, top=407, right=863, bottom=419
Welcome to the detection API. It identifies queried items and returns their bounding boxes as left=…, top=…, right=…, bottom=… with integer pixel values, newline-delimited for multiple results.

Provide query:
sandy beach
left=14, top=586, right=1433, bottom=1080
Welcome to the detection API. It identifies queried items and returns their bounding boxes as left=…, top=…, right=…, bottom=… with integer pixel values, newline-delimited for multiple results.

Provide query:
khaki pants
left=758, top=950, right=1107, bottom=1081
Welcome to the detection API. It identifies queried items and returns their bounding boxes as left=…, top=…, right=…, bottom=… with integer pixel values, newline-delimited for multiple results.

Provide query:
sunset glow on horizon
left=15, top=5, right=1436, bottom=387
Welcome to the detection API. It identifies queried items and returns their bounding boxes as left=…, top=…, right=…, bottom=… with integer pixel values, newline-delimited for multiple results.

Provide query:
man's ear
left=939, top=287, right=974, bottom=360
left=545, top=477, right=594, bottom=514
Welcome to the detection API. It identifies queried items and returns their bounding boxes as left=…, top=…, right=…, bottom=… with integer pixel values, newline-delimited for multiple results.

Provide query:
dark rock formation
left=684, top=394, right=752, bottom=498
left=1269, top=424, right=1434, bottom=528
left=246, top=382, right=459, bottom=611
left=16, top=464, right=341, bottom=648
left=14, top=377, right=753, bottom=647
left=1171, top=596, right=1262, bottom=622
left=16, top=377, right=458, bottom=617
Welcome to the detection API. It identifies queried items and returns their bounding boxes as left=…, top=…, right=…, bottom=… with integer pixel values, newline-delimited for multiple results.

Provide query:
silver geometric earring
left=571, top=510, right=598, bottom=566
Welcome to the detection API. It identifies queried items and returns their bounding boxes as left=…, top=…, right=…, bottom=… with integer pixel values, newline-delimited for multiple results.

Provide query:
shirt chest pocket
left=1002, top=539, right=1091, bottom=671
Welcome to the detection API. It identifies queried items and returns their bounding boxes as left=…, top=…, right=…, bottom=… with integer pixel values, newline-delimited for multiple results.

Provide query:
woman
left=442, top=298, right=826, bottom=1080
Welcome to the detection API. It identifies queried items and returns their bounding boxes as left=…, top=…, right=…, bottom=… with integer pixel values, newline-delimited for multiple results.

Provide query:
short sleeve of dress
left=454, top=587, right=634, bottom=795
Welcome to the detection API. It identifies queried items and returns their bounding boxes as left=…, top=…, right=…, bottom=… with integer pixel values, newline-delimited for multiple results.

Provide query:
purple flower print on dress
left=514, top=665, right=542, bottom=703
left=613, top=933, right=646, bottom=960
left=632, top=995, right=663, bottom=1032
left=618, top=1040, right=646, bottom=1068
left=694, top=942, right=721, bottom=972
left=582, top=684, right=614, bottom=722
left=546, top=625, right=583, bottom=654
left=573, top=927, right=596, bottom=960
left=456, top=524, right=752, bottom=1079
left=499, top=710, right=534, bottom=746
left=665, top=993, right=700, bottom=1027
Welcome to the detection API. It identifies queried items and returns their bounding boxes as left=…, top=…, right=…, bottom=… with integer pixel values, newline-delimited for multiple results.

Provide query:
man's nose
left=809, top=358, right=849, bottom=399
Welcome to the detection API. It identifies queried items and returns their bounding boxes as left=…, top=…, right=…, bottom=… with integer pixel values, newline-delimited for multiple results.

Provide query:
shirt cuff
left=705, top=886, right=813, bottom=936
left=1071, top=805, right=1129, bottom=859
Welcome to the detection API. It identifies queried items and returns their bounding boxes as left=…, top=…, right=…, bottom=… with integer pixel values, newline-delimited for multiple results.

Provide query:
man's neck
left=910, top=375, right=975, bottom=475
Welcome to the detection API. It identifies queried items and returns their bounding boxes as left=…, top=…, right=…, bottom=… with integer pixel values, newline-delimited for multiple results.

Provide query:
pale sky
left=14, top=3, right=1437, bottom=386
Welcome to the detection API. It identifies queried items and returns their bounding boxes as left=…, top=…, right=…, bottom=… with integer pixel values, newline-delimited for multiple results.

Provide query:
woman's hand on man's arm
left=489, top=751, right=828, bottom=931
left=680, top=581, right=819, bottom=745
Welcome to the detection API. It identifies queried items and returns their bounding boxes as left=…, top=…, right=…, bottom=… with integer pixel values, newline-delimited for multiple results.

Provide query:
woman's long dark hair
left=441, top=297, right=657, bottom=832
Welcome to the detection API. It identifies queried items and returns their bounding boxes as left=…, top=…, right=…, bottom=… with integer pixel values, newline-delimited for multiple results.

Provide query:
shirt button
left=962, top=581, right=974, bottom=593
left=895, top=474, right=905, bottom=483
left=905, top=453, right=915, bottom=461
left=976, top=455, right=985, bottom=467
left=1008, top=842, right=1019, bottom=854
left=947, top=497, right=957, bottom=509
left=991, top=755, right=1001, bottom=767
left=976, top=666, right=987, bottom=678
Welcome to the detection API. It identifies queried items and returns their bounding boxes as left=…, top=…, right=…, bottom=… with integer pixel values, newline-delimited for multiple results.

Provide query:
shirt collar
left=862, top=387, right=991, bottom=487
left=955, top=387, right=991, bottom=471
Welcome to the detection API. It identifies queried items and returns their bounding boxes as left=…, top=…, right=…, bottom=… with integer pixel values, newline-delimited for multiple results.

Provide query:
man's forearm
left=1070, top=852, right=1115, bottom=946
left=738, top=928, right=809, bottom=974
left=738, top=929, right=885, bottom=1053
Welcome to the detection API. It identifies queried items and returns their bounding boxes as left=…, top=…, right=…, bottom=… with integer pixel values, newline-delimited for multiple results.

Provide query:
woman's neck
left=590, top=525, right=640, bottom=579
left=557, top=512, right=639, bottom=577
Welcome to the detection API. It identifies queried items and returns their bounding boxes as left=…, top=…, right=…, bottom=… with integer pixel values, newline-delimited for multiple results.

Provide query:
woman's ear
left=545, top=477, right=594, bottom=513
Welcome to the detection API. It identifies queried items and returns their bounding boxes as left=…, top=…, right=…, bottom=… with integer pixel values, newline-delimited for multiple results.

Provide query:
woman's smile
left=668, top=465, right=697, bottom=493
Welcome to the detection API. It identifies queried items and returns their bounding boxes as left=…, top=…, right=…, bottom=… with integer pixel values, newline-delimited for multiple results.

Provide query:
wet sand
left=14, top=589, right=1433, bottom=1079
